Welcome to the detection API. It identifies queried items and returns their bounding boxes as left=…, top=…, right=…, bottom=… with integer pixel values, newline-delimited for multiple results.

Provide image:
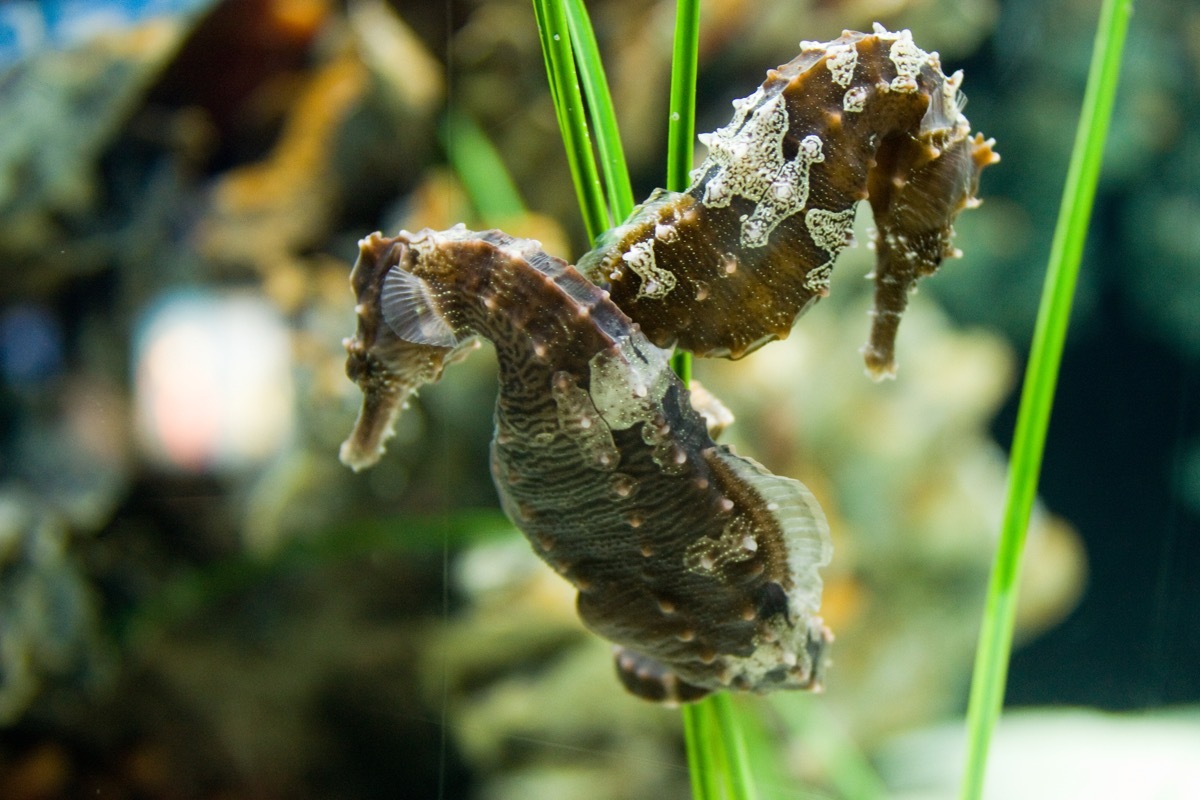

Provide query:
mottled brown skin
left=579, top=28, right=998, bottom=373
left=341, top=227, right=831, bottom=702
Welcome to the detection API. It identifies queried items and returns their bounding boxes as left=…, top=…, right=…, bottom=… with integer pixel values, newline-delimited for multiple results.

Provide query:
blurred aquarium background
left=0, top=0, right=1197, bottom=797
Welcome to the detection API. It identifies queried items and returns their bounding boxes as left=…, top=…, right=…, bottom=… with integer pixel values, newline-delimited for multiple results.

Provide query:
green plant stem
left=683, top=700, right=717, bottom=799
left=666, top=0, right=698, bottom=402
left=531, top=0, right=609, bottom=241
left=666, top=0, right=700, bottom=194
left=440, top=109, right=527, bottom=221
left=711, top=694, right=757, bottom=800
left=563, top=0, right=635, bottom=222
left=959, top=0, right=1133, bottom=797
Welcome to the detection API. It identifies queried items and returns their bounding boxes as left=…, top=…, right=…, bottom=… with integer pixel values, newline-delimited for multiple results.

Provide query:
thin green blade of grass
left=682, top=704, right=716, bottom=800
left=665, top=0, right=700, bottom=195
left=440, top=108, right=528, bottom=221
left=666, top=0, right=698, bottom=393
left=734, top=701, right=788, bottom=800
left=711, top=693, right=759, bottom=800
left=562, top=0, right=635, bottom=222
left=959, top=0, right=1133, bottom=797
left=531, top=0, right=609, bottom=241
left=684, top=699, right=719, bottom=799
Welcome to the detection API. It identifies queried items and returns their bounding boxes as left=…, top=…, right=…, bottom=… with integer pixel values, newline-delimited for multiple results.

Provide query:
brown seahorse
left=339, top=26, right=996, bottom=702
left=342, top=226, right=832, bottom=703
left=579, top=24, right=997, bottom=374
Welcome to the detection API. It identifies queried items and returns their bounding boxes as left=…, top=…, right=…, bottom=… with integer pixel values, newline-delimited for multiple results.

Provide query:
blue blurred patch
left=0, top=0, right=214, bottom=67
left=0, top=304, right=64, bottom=387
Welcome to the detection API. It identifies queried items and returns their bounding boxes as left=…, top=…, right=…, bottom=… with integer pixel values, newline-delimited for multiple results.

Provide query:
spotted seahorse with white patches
left=580, top=24, right=997, bottom=373
left=339, top=26, right=996, bottom=703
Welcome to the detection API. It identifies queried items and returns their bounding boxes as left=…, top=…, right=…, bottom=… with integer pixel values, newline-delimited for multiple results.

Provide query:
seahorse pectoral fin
left=612, top=646, right=713, bottom=705
left=380, top=265, right=462, bottom=348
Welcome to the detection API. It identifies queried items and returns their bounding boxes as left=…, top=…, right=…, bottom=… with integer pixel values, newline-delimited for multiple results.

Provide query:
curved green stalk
left=666, top=0, right=700, bottom=195
left=684, top=698, right=718, bottom=799
left=563, top=0, right=635, bottom=222
left=959, top=0, right=1133, bottom=797
left=440, top=109, right=527, bottom=221
left=666, top=0, right=699, bottom=396
left=711, top=693, right=758, bottom=800
left=531, top=0, right=609, bottom=241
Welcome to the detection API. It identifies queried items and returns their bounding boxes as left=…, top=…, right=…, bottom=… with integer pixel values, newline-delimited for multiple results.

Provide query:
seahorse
left=341, top=226, right=832, bottom=703
left=579, top=24, right=997, bottom=375
left=339, top=26, right=996, bottom=702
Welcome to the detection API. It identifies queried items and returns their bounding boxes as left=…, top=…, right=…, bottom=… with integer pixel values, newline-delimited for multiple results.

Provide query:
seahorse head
left=338, top=231, right=476, bottom=471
